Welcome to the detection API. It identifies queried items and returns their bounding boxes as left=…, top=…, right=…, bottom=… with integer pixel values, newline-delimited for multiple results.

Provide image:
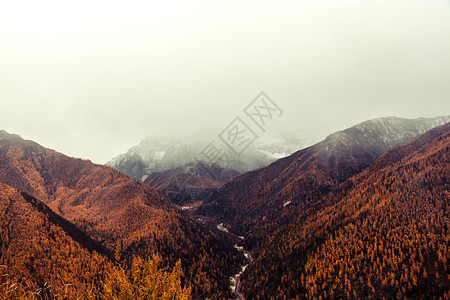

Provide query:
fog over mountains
left=107, top=132, right=315, bottom=181
left=107, top=116, right=450, bottom=182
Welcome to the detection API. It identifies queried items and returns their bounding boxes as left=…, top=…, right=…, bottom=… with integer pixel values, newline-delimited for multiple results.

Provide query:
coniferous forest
left=0, top=120, right=449, bottom=299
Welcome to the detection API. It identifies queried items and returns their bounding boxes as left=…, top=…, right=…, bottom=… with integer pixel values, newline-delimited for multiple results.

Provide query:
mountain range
left=196, top=116, right=450, bottom=233
left=240, top=120, right=450, bottom=298
left=0, top=129, right=242, bottom=299
left=1, top=115, right=449, bottom=299
left=194, top=115, right=450, bottom=298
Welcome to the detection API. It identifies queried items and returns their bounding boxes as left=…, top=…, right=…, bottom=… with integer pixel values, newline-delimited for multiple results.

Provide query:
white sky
left=1, top=0, right=449, bottom=163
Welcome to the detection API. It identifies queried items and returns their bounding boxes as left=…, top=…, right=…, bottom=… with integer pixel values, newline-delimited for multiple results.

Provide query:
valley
left=1, top=116, right=449, bottom=299
left=2, top=0, right=449, bottom=297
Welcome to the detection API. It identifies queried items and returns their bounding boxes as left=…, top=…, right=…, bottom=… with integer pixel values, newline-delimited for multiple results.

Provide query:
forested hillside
left=0, top=183, right=191, bottom=299
left=1, top=119, right=448, bottom=299
left=0, top=131, right=242, bottom=298
left=241, top=123, right=450, bottom=298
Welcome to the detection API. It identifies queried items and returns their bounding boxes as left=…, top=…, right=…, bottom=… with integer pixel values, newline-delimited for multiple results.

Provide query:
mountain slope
left=143, top=161, right=239, bottom=204
left=0, top=182, right=113, bottom=298
left=196, top=116, right=450, bottom=244
left=0, top=182, right=193, bottom=299
left=0, top=130, right=172, bottom=248
left=241, top=122, right=450, bottom=298
left=0, top=130, right=242, bottom=298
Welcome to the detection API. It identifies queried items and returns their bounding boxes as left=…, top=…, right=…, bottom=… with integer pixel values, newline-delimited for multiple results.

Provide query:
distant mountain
left=317, top=116, right=450, bottom=181
left=107, top=132, right=314, bottom=181
left=0, top=130, right=242, bottom=299
left=143, top=161, right=239, bottom=204
left=240, top=121, right=450, bottom=298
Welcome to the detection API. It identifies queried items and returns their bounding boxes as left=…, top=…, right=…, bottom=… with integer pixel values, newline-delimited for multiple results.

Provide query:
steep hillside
left=0, top=130, right=242, bottom=298
left=241, top=122, right=450, bottom=298
left=196, top=116, right=450, bottom=248
left=0, top=183, right=191, bottom=299
left=0, top=182, right=112, bottom=298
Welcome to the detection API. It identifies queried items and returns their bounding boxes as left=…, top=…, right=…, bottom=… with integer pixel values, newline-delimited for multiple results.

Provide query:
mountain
left=107, top=132, right=314, bottom=181
left=316, top=116, right=450, bottom=181
left=193, top=115, right=449, bottom=297
left=0, top=182, right=192, bottom=299
left=2, top=115, right=448, bottom=298
left=196, top=116, right=450, bottom=239
left=0, top=130, right=242, bottom=299
left=240, top=121, right=450, bottom=298
left=0, top=182, right=112, bottom=298
left=143, top=161, right=239, bottom=204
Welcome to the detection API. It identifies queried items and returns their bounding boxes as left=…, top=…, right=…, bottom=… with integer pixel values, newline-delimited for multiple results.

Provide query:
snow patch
left=234, top=244, right=244, bottom=251
left=217, top=223, right=229, bottom=233
left=154, top=150, right=165, bottom=160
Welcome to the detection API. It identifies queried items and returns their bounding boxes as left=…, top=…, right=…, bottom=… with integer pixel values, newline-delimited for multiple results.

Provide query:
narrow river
left=217, top=223, right=254, bottom=300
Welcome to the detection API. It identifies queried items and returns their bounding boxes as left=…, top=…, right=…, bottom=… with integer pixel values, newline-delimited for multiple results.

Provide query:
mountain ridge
left=1, top=115, right=449, bottom=298
left=240, top=122, right=450, bottom=298
left=193, top=114, right=450, bottom=284
left=0, top=182, right=115, bottom=298
left=196, top=116, right=450, bottom=237
left=0, top=131, right=243, bottom=298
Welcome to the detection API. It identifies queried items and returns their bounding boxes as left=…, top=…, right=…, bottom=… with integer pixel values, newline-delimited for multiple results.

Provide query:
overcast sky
left=1, top=0, right=449, bottom=163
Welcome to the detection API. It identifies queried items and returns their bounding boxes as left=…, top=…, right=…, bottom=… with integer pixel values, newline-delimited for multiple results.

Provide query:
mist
left=1, top=0, right=449, bottom=163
